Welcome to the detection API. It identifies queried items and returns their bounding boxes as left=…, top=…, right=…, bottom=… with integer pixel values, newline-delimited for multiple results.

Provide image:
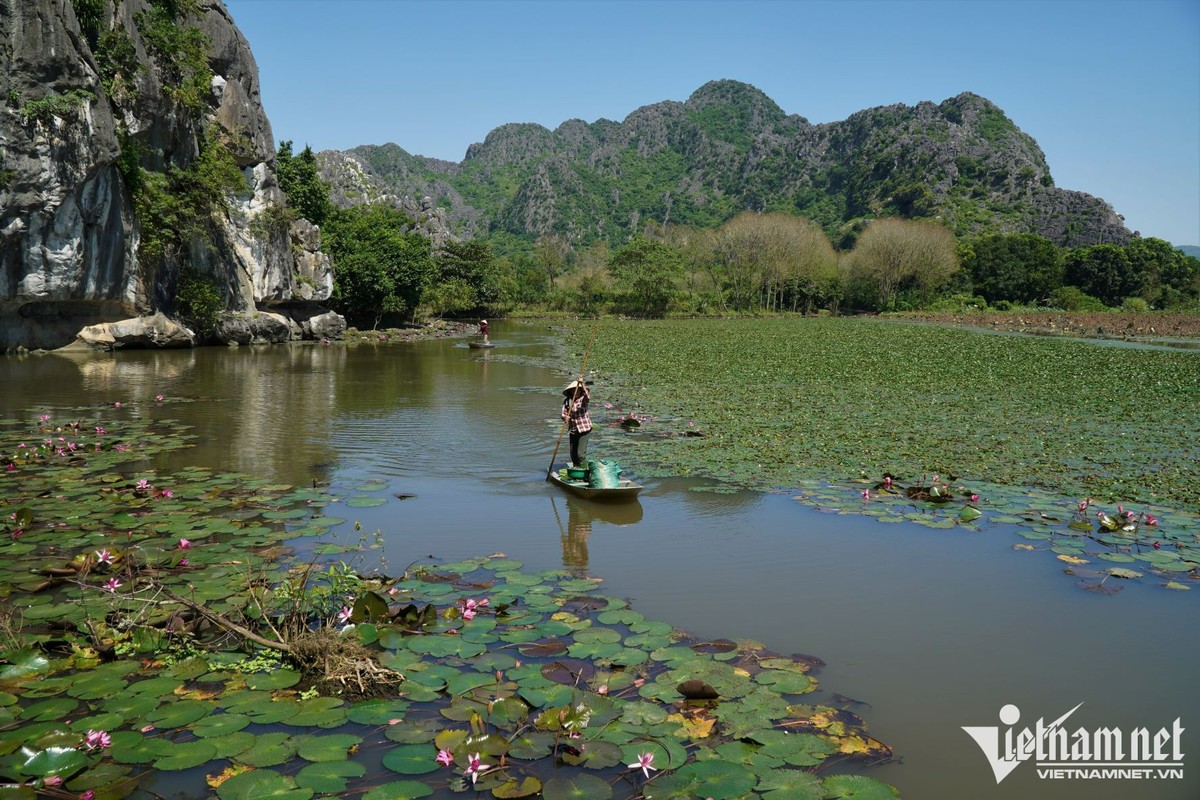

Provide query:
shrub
left=1047, top=286, right=1106, bottom=312
left=20, top=89, right=94, bottom=124
left=1120, top=297, right=1151, bottom=313
left=176, top=269, right=224, bottom=336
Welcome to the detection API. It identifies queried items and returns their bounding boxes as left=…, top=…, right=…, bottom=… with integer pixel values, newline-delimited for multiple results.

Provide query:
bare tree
left=713, top=213, right=771, bottom=310
left=846, top=218, right=958, bottom=309
left=713, top=212, right=838, bottom=312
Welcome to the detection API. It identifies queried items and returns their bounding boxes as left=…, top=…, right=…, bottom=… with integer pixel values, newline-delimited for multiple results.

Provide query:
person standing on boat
left=479, top=319, right=489, bottom=342
left=561, top=379, right=592, bottom=468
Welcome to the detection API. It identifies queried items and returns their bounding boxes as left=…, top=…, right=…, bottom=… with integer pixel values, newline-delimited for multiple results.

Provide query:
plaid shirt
left=561, top=389, right=592, bottom=434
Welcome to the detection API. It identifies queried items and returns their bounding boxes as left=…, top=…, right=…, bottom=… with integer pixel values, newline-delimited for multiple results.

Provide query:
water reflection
left=549, top=494, right=643, bottom=575
left=4, top=323, right=1199, bottom=800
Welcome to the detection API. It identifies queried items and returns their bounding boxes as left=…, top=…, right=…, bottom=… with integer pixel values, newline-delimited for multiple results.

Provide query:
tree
left=534, top=234, right=572, bottom=290
left=276, top=141, right=332, bottom=227
left=324, top=204, right=436, bottom=328
left=712, top=213, right=771, bottom=310
left=1123, top=237, right=1199, bottom=306
left=645, top=223, right=719, bottom=310
left=570, top=241, right=612, bottom=315
left=709, top=212, right=838, bottom=312
left=765, top=214, right=839, bottom=313
left=1063, top=244, right=1132, bottom=307
left=425, top=240, right=510, bottom=316
left=846, top=218, right=958, bottom=310
left=609, top=237, right=683, bottom=316
left=964, top=233, right=1063, bottom=304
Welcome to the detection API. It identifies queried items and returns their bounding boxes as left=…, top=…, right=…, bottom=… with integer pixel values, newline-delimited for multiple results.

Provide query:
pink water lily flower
left=970, top=494, right=980, bottom=503
left=628, top=751, right=656, bottom=779
left=155, top=394, right=164, bottom=402
left=136, top=479, right=152, bottom=492
left=464, top=752, right=489, bottom=784
left=336, top=606, right=353, bottom=625
left=104, top=578, right=122, bottom=592
left=861, top=489, right=870, bottom=499
left=39, top=414, right=50, bottom=422
left=178, top=538, right=191, bottom=549
left=83, top=729, right=111, bottom=749
left=95, top=549, right=114, bottom=565
left=436, top=748, right=454, bottom=767
left=95, top=426, right=105, bottom=435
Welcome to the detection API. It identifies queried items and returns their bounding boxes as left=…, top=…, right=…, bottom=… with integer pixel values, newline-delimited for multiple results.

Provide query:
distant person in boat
left=561, top=379, right=592, bottom=468
left=478, top=319, right=489, bottom=342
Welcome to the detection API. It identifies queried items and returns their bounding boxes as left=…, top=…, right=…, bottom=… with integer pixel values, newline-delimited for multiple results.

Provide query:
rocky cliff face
left=323, top=80, right=1133, bottom=250
left=0, top=0, right=340, bottom=351
left=316, top=148, right=460, bottom=249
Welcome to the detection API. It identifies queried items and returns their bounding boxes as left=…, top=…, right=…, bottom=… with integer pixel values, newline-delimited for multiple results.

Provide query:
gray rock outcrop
left=0, top=0, right=342, bottom=351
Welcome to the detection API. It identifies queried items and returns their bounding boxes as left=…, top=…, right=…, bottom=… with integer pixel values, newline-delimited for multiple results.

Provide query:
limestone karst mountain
left=321, top=80, right=1132, bottom=250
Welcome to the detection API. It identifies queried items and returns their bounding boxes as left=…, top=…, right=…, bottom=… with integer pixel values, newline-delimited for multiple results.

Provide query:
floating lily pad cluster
left=0, top=411, right=901, bottom=798
left=556, top=318, right=1200, bottom=594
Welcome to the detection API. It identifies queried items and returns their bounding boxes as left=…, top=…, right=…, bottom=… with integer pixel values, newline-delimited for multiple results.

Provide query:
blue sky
left=224, top=0, right=1200, bottom=246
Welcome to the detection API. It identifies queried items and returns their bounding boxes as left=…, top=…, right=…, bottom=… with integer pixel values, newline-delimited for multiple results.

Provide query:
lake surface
left=2, top=321, right=1196, bottom=800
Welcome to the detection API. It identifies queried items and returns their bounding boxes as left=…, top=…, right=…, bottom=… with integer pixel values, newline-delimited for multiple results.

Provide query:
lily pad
left=820, top=774, right=900, bottom=799
left=154, top=739, right=219, bottom=771
left=382, top=744, right=441, bottom=775
left=239, top=732, right=298, bottom=767
left=18, top=746, right=88, bottom=779
left=363, top=780, right=436, bottom=800
left=295, top=760, right=367, bottom=794
left=755, top=768, right=823, bottom=799
left=676, top=760, right=757, bottom=800
left=216, top=769, right=314, bottom=800
left=542, top=773, right=613, bottom=800
left=295, top=733, right=363, bottom=762
left=491, top=776, right=543, bottom=798
left=347, top=698, right=411, bottom=725
left=246, top=669, right=301, bottom=690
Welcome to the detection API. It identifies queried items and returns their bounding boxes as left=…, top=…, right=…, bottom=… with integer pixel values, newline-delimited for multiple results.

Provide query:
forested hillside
left=316, top=80, right=1132, bottom=251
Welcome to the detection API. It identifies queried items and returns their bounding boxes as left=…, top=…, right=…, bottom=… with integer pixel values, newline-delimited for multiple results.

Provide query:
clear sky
left=224, top=0, right=1200, bottom=246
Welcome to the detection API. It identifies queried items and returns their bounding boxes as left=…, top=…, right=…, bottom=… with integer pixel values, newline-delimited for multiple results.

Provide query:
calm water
left=2, top=322, right=1196, bottom=800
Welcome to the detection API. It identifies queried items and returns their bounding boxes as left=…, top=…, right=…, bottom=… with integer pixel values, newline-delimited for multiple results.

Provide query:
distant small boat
left=548, top=467, right=642, bottom=502
left=468, top=341, right=495, bottom=349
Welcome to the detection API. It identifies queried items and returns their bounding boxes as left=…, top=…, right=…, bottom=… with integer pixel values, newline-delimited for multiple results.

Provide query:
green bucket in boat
left=566, top=466, right=588, bottom=480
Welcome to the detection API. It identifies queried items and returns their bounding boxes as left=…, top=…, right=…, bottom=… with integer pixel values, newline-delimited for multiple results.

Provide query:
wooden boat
left=548, top=467, right=643, bottom=502
left=468, top=340, right=495, bottom=349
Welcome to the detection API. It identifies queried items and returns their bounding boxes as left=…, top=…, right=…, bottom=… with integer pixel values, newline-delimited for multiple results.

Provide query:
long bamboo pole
left=546, top=324, right=599, bottom=479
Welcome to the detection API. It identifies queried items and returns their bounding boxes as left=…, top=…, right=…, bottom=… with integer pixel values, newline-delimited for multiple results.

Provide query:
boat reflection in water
left=549, top=494, right=643, bottom=576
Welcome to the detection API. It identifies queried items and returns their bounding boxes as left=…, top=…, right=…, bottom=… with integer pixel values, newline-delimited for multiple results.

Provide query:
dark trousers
left=569, top=430, right=590, bottom=467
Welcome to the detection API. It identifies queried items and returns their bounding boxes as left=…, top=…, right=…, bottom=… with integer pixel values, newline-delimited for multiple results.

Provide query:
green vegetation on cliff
left=327, top=81, right=1124, bottom=255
